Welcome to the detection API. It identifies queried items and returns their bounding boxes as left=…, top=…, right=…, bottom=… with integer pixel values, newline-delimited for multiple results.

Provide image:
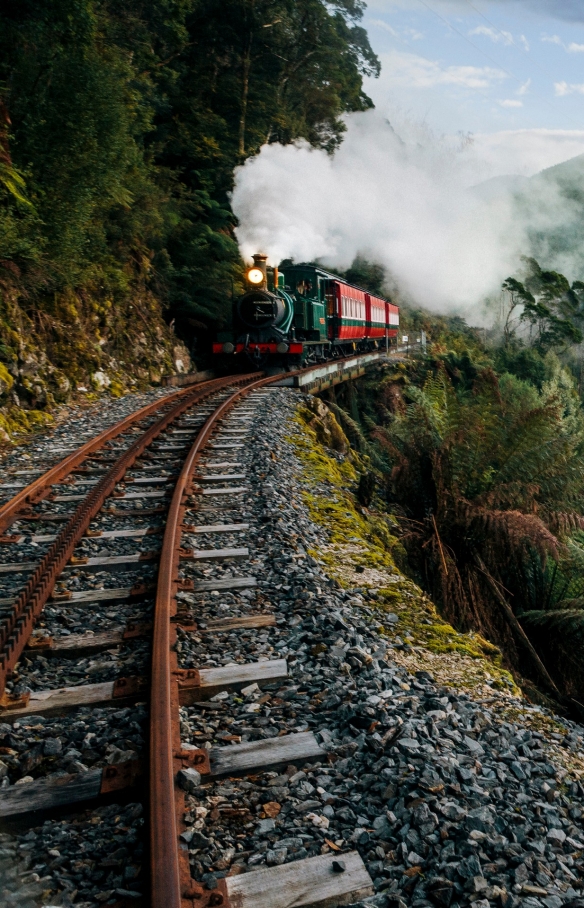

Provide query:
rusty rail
left=0, top=381, right=213, bottom=534
left=0, top=375, right=258, bottom=700
left=151, top=373, right=282, bottom=908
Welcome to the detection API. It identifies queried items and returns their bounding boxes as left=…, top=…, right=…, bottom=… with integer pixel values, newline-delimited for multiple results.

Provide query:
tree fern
left=521, top=610, right=584, bottom=633
left=375, top=359, right=584, bottom=705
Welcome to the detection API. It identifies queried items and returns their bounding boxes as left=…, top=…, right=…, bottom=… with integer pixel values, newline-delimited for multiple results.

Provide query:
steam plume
left=232, top=111, right=584, bottom=319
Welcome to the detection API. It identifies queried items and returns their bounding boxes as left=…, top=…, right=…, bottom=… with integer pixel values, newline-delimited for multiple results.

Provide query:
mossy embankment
left=292, top=394, right=584, bottom=770
left=0, top=285, right=190, bottom=445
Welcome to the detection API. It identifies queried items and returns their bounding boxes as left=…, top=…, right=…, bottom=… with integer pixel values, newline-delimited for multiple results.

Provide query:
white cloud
left=368, top=20, right=425, bottom=42
left=555, top=81, right=584, bottom=96
left=541, top=34, right=584, bottom=53
left=233, top=115, right=584, bottom=320
left=472, top=128, right=584, bottom=176
left=383, top=50, right=507, bottom=90
left=499, top=99, right=523, bottom=108
left=369, top=19, right=400, bottom=38
left=517, top=78, right=532, bottom=95
left=520, top=35, right=530, bottom=52
left=469, top=25, right=513, bottom=45
left=542, top=33, right=564, bottom=45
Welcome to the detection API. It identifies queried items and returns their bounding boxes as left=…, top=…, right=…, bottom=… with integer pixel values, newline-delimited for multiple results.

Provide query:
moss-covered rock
left=297, top=397, right=348, bottom=454
left=0, top=281, right=191, bottom=445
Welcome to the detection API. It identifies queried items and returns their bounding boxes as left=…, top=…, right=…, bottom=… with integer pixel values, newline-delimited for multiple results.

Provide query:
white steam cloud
left=232, top=111, right=584, bottom=320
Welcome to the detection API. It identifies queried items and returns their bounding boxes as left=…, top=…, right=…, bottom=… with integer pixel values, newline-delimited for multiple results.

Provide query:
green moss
left=293, top=414, right=400, bottom=562
left=291, top=396, right=520, bottom=697
left=0, top=363, right=14, bottom=394
left=109, top=380, right=125, bottom=398
left=0, top=406, right=53, bottom=445
left=296, top=403, right=349, bottom=454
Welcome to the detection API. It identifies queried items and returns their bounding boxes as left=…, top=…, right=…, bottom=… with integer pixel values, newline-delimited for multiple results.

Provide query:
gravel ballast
left=175, top=388, right=584, bottom=908
left=2, top=385, right=584, bottom=908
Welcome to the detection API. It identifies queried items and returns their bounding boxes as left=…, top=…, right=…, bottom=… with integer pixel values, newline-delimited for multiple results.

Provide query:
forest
left=0, top=0, right=378, bottom=429
left=328, top=256, right=584, bottom=715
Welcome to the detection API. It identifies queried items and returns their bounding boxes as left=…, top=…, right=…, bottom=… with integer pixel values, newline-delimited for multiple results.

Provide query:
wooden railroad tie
left=0, top=658, right=288, bottom=719
left=199, top=474, right=247, bottom=483
left=184, top=523, right=249, bottom=534
left=188, top=576, right=257, bottom=593
left=0, top=731, right=326, bottom=818
left=181, top=547, right=249, bottom=562
left=199, top=487, right=248, bottom=496
left=224, top=850, right=373, bottom=908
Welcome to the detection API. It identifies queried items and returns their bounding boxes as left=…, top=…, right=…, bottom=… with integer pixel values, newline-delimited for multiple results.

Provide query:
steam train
left=213, top=254, right=399, bottom=368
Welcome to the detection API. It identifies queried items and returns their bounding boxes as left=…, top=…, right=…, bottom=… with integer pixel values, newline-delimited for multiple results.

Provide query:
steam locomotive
left=213, top=254, right=399, bottom=368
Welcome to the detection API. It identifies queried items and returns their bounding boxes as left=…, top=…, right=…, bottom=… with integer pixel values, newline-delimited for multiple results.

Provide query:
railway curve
left=2, top=353, right=584, bottom=908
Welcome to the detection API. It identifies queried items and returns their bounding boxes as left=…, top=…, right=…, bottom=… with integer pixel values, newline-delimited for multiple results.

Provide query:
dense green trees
left=0, top=0, right=379, bottom=357
left=342, top=256, right=386, bottom=295
left=0, top=0, right=379, bottom=426
left=502, top=258, right=584, bottom=351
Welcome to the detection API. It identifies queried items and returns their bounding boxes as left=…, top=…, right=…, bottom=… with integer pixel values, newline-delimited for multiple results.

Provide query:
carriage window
left=297, top=279, right=312, bottom=296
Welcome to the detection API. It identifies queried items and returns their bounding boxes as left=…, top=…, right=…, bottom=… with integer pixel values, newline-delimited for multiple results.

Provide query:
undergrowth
left=290, top=394, right=584, bottom=768
left=0, top=286, right=190, bottom=445
left=291, top=396, right=519, bottom=696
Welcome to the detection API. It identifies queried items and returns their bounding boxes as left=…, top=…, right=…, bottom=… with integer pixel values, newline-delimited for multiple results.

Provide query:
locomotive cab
left=281, top=268, right=328, bottom=344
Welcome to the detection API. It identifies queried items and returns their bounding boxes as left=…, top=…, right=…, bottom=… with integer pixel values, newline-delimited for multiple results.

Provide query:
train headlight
left=276, top=342, right=289, bottom=354
left=247, top=267, right=264, bottom=285
left=222, top=342, right=235, bottom=354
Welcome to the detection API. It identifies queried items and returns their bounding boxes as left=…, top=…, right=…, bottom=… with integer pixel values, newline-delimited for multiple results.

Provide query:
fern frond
left=520, top=609, right=584, bottom=634
left=556, top=598, right=584, bottom=610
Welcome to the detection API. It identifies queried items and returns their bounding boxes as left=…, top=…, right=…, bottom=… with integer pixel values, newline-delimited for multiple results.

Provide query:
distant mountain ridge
left=472, top=153, right=584, bottom=279
left=523, top=152, right=584, bottom=277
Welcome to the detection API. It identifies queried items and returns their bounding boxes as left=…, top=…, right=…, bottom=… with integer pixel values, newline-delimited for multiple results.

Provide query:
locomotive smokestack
left=253, top=253, right=268, bottom=271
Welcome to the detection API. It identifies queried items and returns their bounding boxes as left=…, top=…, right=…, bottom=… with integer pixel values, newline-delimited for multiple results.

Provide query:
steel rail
left=150, top=355, right=371, bottom=908
left=0, top=374, right=258, bottom=700
left=0, top=379, right=215, bottom=534
left=151, top=372, right=282, bottom=908
left=0, top=351, right=390, bottom=536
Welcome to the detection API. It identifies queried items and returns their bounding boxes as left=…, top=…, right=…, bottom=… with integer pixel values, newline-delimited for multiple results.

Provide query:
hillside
left=0, top=0, right=379, bottom=441
left=472, top=152, right=584, bottom=281
left=522, top=153, right=584, bottom=277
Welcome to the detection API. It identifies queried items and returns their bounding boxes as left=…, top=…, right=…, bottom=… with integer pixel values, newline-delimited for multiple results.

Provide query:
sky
left=363, top=0, right=584, bottom=173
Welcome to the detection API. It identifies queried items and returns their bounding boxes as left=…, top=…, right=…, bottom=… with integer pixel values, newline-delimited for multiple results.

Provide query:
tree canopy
left=502, top=257, right=584, bottom=352
left=0, top=0, right=380, bottom=360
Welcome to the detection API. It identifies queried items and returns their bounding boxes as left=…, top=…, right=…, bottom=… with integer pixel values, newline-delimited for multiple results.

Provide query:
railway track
left=0, top=369, right=375, bottom=908
left=4, top=363, right=584, bottom=908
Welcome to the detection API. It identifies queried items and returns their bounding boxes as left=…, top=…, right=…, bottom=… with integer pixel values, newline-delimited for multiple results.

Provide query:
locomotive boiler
left=213, top=253, right=399, bottom=368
